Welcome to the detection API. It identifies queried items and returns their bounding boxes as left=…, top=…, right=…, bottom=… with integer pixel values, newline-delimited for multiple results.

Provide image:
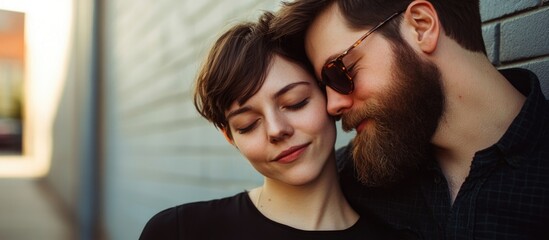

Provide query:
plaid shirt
left=338, top=68, right=549, bottom=240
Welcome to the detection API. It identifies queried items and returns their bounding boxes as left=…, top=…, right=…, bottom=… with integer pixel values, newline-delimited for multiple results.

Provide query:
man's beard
left=342, top=41, right=444, bottom=187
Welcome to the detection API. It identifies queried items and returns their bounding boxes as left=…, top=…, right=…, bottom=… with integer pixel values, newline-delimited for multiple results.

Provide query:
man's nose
left=326, top=87, right=353, bottom=117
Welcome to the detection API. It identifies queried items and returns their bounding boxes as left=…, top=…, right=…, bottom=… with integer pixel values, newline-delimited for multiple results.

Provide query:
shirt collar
left=494, top=68, right=549, bottom=167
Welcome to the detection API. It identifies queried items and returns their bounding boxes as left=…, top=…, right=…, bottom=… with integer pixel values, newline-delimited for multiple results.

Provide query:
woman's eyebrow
left=226, top=106, right=251, bottom=121
left=273, top=81, right=310, bottom=99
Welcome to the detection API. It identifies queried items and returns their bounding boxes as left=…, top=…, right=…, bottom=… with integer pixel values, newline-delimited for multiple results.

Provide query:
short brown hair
left=193, top=12, right=311, bottom=139
left=271, top=0, right=486, bottom=56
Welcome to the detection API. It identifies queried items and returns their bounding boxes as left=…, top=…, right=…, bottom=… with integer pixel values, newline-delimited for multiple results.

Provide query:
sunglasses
left=321, top=11, right=403, bottom=94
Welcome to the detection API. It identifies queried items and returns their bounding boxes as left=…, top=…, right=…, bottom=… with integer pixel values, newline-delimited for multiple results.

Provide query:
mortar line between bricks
left=499, top=54, right=549, bottom=66
left=482, top=5, right=549, bottom=24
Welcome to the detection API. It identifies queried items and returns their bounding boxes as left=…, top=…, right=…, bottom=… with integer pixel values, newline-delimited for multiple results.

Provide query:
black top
left=139, top=191, right=412, bottom=240
left=339, top=68, right=549, bottom=240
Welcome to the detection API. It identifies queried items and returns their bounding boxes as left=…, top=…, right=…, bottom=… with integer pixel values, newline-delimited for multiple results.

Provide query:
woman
left=139, top=12, right=406, bottom=240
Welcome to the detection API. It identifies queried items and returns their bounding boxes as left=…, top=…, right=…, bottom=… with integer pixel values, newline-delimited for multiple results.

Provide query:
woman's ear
left=221, top=128, right=235, bottom=145
left=404, top=0, right=440, bottom=54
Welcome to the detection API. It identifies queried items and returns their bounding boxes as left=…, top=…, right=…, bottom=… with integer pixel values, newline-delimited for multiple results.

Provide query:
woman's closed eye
left=233, top=98, right=309, bottom=135
left=236, top=120, right=258, bottom=134
left=285, top=98, right=309, bottom=110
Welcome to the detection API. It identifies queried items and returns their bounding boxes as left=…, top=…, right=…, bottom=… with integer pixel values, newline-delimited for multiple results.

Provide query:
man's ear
left=404, top=0, right=440, bottom=54
left=221, top=128, right=235, bottom=145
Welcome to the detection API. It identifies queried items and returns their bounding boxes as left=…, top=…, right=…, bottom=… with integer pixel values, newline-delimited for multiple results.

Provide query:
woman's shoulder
left=192, top=191, right=247, bottom=206
left=178, top=191, right=249, bottom=218
left=139, top=206, right=179, bottom=240
left=138, top=192, right=250, bottom=239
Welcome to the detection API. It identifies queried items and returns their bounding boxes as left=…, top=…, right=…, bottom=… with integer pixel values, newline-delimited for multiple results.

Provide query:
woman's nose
left=266, top=112, right=294, bottom=144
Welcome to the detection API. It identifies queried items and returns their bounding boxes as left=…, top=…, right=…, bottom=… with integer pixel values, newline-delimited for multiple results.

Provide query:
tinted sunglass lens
left=322, top=64, right=352, bottom=94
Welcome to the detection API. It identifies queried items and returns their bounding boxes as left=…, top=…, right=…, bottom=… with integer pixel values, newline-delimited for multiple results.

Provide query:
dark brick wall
left=481, top=0, right=549, bottom=97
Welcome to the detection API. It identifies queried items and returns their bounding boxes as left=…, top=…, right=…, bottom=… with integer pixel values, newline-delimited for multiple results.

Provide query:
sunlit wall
left=0, top=0, right=74, bottom=177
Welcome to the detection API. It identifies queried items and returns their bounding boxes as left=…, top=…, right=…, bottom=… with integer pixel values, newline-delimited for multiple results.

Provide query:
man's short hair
left=271, top=0, right=486, bottom=60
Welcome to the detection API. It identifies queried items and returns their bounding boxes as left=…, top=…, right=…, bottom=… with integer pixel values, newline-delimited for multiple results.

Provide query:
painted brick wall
left=481, top=0, right=549, bottom=96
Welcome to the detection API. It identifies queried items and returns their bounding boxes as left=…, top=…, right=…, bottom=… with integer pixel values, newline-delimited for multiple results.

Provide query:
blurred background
left=0, top=0, right=547, bottom=239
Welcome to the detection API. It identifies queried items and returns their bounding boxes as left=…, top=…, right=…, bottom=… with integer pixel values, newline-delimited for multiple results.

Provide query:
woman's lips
left=273, top=143, right=310, bottom=163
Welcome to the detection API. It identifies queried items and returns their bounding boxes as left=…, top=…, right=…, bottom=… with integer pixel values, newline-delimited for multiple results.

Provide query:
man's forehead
left=304, top=4, right=358, bottom=76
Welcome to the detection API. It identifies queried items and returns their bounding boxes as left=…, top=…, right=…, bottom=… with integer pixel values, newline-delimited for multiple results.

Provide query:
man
left=271, top=0, right=549, bottom=239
